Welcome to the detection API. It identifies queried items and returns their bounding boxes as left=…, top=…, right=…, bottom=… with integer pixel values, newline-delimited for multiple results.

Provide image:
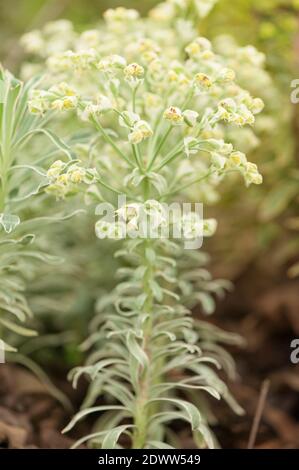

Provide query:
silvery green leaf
left=0, top=340, right=17, bottom=352
left=149, top=411, right=186, bottom=428
left=153, top=331, right=176, bottom=342
left=183, top=327, right=198, bottom=344
left=0, top=318, right=37, bottom=336
left=10, top=164, right=47, bottom=177
left=0, top=234, right=35, bottom=247
left=15, top=128, right=75, bottom=160
left=145, top=247, right=156, bottom=263
left=135, top=293, right=147, bottom=309
left=62, top=406, right=128, bottom=434
left=194, top=319, right=244, bottom=345
left=149, top=398, right=202, bottom=430
left=149, top=279, right=163, bottom=302
left=223, top=390, right=245, bottom=416
left=15, top=251, right=62, bottom=265
left=80, top=377, right=107, bottom=409
left=19, top=234, right=35, bottom=245
left=162, top=288, right=180, bottom=301
left=18, top=210, right=85, bottom=230
left=126, top=330, right=148, bottom=369
left=193, top=424, right=216, bottom=449
left=101, top=425, right=134, bottom=449
left=103, top=381, right=134, bottom=408
left=198, top=342, right=238, bottom=379
left=71, top=431, right=111, bottom=449
left=195, top=292, right=215, bottom=315
left=0, top=300, right=32, bottom=321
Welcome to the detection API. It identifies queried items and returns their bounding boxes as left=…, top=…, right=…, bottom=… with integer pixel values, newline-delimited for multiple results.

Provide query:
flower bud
left=163, top=106, right=184, bottom=125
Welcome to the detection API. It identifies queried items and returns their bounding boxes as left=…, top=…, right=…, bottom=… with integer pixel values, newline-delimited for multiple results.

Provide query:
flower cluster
left=28, top=82, right=79, bottom=114
left=124, top=62, right=145, bottom=86
left=183, top=137, right=262, bottom=186
left=27, top=25, right=264, bottom=197
left=214, top=95, right=264, bottom=127
left=46, top=160, right=96, bottom=199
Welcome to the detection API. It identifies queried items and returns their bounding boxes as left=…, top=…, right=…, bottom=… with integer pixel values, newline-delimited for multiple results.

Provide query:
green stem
left=154, top=146, right=184, bottom=172
left=132, top=144, right=143, bottom=171
left=132, top=84, right=140, bottom=114
left=90, top=116, right=134, bottom=169
left=132, top=177, right=154, bottom=448
left=147, top=126, right=173, bottom=171
left=132, top=236, right=154, bottom=449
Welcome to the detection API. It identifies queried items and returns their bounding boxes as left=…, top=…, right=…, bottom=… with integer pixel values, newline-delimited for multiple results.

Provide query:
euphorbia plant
left=26, top=3, right=263, bottom=448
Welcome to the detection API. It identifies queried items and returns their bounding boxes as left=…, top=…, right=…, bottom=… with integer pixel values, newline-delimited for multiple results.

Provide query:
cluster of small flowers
left=22, top=11, right=265, bottom=141
left=28, top=82, right=79, bottom=115
left=226, top=151, right=263, bottom=186
left=119, top=111, right=153, bottom=144
left=182, top=137, right=262, bottom=186
left=213, top=94, right=264, bottom=127
left=95, top=200, right=217, bottom=240
left=163, top=106, right=199, bottom=127
left=46, top=160, right=97, bottom=199
left=24, top=6, right=264, bottom=199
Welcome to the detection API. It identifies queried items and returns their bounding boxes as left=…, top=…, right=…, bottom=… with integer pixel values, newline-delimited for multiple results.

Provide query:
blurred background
left=0, top=0, right=158, bottom=71
left=1, top=0, right=298, bottom=74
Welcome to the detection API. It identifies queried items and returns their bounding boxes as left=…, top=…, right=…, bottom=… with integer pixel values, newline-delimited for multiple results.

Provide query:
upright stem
left=132, top=238, right=154, bottom=448
left=147, top=126, right=173, bottom=171
left=90, top=115, right=134, bottom=169
left=132, top=177, right=155, bottom=448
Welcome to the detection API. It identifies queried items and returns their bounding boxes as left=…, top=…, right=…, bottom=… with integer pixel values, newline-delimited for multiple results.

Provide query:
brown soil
left=210, top=264, right=299, bottom=449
